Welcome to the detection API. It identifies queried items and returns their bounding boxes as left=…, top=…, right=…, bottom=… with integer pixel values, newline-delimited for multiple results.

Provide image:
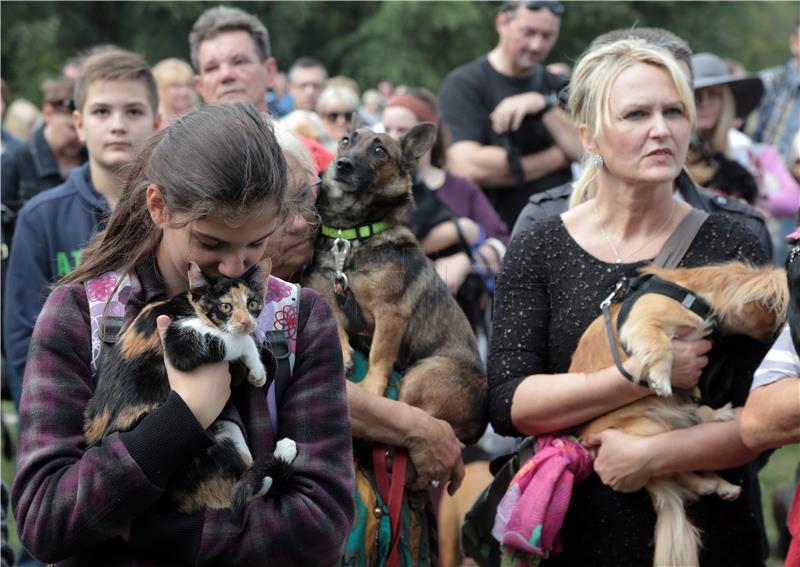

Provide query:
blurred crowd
left=0, top=3, right=798, bottom=567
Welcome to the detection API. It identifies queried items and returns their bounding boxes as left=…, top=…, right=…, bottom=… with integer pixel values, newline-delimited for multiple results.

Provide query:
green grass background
left=1, top=400, right=797, bottom=563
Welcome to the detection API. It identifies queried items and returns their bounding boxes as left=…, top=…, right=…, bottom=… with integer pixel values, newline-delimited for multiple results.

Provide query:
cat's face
left=189, top=261, right=270, bottom=335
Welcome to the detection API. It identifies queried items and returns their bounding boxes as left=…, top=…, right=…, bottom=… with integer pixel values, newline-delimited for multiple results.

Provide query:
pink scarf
left=492, top=435, right=592, bottom=566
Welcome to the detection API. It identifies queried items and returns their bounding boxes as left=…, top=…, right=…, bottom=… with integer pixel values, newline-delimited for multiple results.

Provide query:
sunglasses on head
left=324, top=111, right=354, bottom=122
left=502, top=0, right=565, bottom=16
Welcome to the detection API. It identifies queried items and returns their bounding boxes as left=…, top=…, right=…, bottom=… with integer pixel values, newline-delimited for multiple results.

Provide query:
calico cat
left=84, top=259, right=296, bottom=522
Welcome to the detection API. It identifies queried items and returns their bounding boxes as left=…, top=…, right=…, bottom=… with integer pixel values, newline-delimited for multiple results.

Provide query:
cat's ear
left=187, top=262, right=208, bottom=290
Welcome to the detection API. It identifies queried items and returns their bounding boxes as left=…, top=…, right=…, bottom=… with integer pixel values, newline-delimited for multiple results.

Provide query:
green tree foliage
left=1, top=1, right=796, bottom=105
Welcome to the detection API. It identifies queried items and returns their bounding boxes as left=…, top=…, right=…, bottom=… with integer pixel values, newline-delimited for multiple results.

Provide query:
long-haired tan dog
left=570, top=261, right=788, bottom=567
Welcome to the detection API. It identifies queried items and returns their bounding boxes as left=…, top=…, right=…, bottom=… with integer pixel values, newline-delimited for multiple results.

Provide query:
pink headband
left=386, top=94, right=439, bottom=124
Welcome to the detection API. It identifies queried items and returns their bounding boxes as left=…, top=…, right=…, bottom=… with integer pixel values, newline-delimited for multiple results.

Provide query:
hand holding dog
left=405, top=411, right=465, bottom=495
left=157, top=315, right=231, bottom=429
left=668, top=325, right=712, bottom=390
left=583, top=429, right=655, bottom=493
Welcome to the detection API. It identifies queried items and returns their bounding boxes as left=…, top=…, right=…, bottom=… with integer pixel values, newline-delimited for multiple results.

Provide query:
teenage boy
left=3, top=48, right=160, bottom=408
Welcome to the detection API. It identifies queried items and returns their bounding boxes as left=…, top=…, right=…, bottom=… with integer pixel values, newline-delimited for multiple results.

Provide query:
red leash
left=373, top=444, right=408, bottom=567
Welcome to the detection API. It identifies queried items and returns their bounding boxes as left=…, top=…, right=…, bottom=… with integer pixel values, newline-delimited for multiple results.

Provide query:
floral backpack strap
left=254, top=275, right=299, bottom=442
left=84, top=271, right=135, bottom=377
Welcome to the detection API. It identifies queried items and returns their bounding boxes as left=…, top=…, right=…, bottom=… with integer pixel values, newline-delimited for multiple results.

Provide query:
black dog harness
left=600, top=273, right=714, bottom=385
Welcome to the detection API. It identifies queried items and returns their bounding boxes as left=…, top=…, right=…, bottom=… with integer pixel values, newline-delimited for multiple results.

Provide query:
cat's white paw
left=274, top=438, right=297, bottom=464
left=248, top=362, right=267, bottom=388
left=257, top=476, right=273, bottom=498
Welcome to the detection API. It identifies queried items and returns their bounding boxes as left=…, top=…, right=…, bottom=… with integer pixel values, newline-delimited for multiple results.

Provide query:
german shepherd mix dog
left=569, top=261, right=788, bottom=567
left=306, top=123, right=486, bottom=445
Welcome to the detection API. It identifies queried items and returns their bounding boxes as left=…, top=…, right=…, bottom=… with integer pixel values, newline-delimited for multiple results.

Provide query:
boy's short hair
left=73, top=49, right=158, bottom=114
left=189, top=6, right=271, bottom=71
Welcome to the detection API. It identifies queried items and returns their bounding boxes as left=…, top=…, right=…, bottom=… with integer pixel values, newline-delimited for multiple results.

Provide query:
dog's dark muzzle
left=333, top=156, right=372, bottom=191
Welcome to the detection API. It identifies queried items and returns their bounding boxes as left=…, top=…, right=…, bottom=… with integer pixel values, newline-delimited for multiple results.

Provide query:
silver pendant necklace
left=594, top=198, right=676, bottom=264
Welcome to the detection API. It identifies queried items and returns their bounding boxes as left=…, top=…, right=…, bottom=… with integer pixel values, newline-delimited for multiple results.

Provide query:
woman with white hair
left=487, top=39, right=769, bottom=566
left=316, top=84, right=359, bottom=151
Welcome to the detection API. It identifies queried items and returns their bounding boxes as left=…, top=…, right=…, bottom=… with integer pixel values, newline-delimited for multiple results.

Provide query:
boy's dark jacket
left=3, top=162, right=109, bottom=404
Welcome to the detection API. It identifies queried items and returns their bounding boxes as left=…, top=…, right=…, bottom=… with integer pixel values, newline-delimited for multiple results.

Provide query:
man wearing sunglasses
left=439, top=0, right=581, bottom=230
left=2, top=78, right=87, bottom=228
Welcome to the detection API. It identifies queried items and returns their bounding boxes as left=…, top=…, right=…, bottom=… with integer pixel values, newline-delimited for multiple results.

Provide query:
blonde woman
left=488, top=39, right=769, bottom=566
left=152, top=58, right=197, bottom=129
left=316, top=84, right=359, bottom=152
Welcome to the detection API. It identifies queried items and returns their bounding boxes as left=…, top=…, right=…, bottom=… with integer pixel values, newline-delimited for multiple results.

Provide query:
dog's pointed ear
left=400, top=122, right=437, bottom=167
left=349, top=111, right=363, bottom=132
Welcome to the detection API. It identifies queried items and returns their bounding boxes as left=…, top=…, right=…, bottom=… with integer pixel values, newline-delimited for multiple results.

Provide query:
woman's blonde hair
left=316, top=85, right=359, bottom=116
left=152, top=58, right=194, bottom=88
left=568, top=38, right=696, bottom=208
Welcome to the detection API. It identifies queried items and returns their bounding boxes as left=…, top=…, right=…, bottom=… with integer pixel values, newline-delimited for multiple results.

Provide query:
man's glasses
left=299, top=174, right=322, bottom=200
left=324, top=111, right=354, bottom=122
left=49, top=98, right=76, bottom=113
left=502, top=0, right=565, bottom=16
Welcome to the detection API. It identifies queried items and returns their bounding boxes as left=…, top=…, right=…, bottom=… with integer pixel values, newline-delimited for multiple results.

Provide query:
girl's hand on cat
left=157, top=315, right=231, bottom=429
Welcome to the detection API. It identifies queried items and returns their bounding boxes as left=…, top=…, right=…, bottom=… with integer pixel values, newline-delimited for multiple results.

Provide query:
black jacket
left=511, top=170, right=773, bottom=261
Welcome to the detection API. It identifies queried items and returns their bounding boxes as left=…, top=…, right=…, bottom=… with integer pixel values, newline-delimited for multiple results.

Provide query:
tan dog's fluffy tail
left=647, top=478, right=701, bottom=567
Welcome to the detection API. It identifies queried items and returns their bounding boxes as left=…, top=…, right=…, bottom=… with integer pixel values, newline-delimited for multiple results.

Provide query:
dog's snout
left=336, top=157, right=355, bottom=174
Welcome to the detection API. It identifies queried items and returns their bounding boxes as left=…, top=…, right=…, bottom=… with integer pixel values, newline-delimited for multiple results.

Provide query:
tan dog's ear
left=401, top=122, right=436, bottom=167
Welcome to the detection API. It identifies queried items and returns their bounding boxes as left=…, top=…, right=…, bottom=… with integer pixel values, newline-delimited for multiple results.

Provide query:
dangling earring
left=589, top=154, right=604, bottom=168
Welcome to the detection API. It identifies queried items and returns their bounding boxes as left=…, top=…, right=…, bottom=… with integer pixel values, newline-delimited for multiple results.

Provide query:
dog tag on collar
left=331, top=237, right=351, bottom=284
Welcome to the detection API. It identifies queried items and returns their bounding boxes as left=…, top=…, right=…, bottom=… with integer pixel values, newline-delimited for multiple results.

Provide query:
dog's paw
left=248, top=363, right=268, bottom=388
left=712, top=402, right=735, bottom=422
left=647, top=376, right=673, bottom=397
left=361, top=378, right=388, bottom=397
left=644, top=361, right=672, bottom=397
left=715, top=479, right=742, bottom=501
left=360, top=371, right=389, bottom=397
left=274, top=438, right=298, bottom=464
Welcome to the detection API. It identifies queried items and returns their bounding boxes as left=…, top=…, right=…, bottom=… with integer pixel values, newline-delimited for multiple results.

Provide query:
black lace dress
left=488, top=213, right=769, bottom=566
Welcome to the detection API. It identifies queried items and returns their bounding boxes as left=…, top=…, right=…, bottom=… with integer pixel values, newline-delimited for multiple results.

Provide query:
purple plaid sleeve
left=11, top=284, right=167, bottom=563
left=194, top=288, right=355, bottom=565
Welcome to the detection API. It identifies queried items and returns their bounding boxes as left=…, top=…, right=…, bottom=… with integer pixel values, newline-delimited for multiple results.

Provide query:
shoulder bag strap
left=258, top=278, right=300, bottom=442
left=85, top=271, right=133, bottom=377
left=653, top=207, right=709, bottom=270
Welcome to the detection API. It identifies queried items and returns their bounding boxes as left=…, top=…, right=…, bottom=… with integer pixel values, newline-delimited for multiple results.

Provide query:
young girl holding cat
left=11, top=103, right=354, bottom=565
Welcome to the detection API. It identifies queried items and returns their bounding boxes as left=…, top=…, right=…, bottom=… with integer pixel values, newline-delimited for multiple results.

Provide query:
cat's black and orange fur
left=84, top=260, right=295, bottom=522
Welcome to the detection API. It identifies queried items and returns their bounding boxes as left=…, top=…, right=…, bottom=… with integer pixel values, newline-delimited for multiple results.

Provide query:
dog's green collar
left=321, top=221, right=391, bottom=240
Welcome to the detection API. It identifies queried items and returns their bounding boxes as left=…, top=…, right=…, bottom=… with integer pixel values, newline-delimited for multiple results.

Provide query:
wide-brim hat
left=691, top=52, right=764, bottom=119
